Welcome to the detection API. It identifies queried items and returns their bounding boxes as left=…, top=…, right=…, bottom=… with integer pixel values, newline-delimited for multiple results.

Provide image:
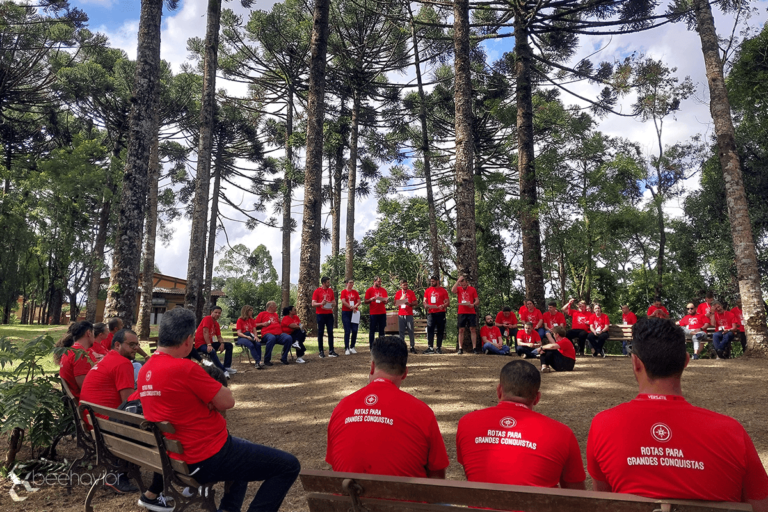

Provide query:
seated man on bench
left=587, top=317, right=768, bottom=510
left=138, top=307, right=300, bottom=512
left=456, top=359, right=585, bottom=489
left=326, top=335, right=449, bottom=478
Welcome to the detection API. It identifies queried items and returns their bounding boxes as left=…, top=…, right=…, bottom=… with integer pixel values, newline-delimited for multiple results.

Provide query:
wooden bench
left=60, top=378, right=95, bottom=492
left=79, top=401, right=219, bottom=512
left=300, top=469, right=752, bottom=512
left=607, top=325, right=717, bottom=354
left=384, top=317, right=429, bottom=340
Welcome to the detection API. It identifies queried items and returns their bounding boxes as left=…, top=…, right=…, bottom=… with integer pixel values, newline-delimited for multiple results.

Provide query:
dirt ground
left=3, top=342, right=768, bottom=511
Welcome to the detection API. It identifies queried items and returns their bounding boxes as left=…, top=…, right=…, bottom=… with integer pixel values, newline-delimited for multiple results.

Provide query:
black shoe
left=138, top=493, right=174, bottom=512
left=409, top=347, right=418, bottom=354
left=457, top=348, right=463, bottom=355
left=264, top=361, right=273, bottom=366
left=435, top=347, right=443, bottom=354
left=106, top=474, right=138, bottom=494
left=425, top=347, right=435, bottom=354
left=318, top=350, right=325, bottom=358
left=473, top=348, right=481, bottom=354
left=281, top=359, right=289, bottom=365
left=328, top=351, right=339, bottom=358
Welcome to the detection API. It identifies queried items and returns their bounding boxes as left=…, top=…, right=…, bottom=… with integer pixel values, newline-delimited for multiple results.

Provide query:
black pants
left=502, top=327, right=519, bottom=346
left=369, top=314, right=386, bottom=346
left=427, top=312, right=446, bottom=348
left=541, top=350, right=575, bottom=371
left=290, top=329, right=306, bottom=357
left=316, top=314, right=334, bottom=352
left=566, top=329, right=589, bottom=355
left=587, top=332, right=609, bottom=355
left=516, top=346, right=538, bottom=359
left=737, top=331, right=747, bottom=351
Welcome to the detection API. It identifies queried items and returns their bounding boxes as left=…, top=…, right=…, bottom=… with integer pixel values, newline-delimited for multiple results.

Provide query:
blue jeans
left=188, top=435, right=300, bottom=512
left=483, top=342, right=510, bottom=355
left=197, top=342, right=233, bottom=371
left=316, top=313, right=334, bottom=353
left=262, top=333, right=291, bottom=363
left=712, top=331, right=734, bottom=356
left=369, top=314, right=386, bottom=346
left=341, top=311, right=359, bottom=350
left=536, top=328, right=546, bottom=340
left=236, top=335, right=262, bottom=364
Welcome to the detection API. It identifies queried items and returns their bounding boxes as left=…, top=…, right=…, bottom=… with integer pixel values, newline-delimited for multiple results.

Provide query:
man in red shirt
left=326, top=335, right=449, bottom=478
left=495, top=306, right=519, bottom=346
left=519, top=299, right=545, bottom=340
left=193, top=305, right=234, bottom=377
left=711, top=301, right=738, bottom=359
left=731, top=297, right=746, bottom=352
left=563, top=299, right=590, bottom=356
left=697, top=290, right=715, bottom=317
left=281, top=305, right=307, bottom=364
left=587, top=318, right=768, bottom=509
left=542, top=302, right=565, bottom=345
left=396, top=279, right=418, bottom=354
left=424, top=275, right=449, bottom=354
left=481, top=314, right=509, bottom=355
left=312, top=276, right=338, bottom=358
left=678, top=303, right=710, bottom=360
left=587, top=304, right=610, bottom=358
left=452, top=275, right=479, bottom=354
left=139, top=307, right=300, bottom=512
left=255, top=301, right=293, bottom=365
left=646, top=298, right=669, bottom=319
left=365, top=276, right=389, bottom=347
left=620, top=305, right=638, bottom=355
left=515, top=322, right=541, bottom=359
left=540, top=326, right=576, bottom=373
left=457, top=360, right=585, bottom=488
left=340, top=279, right=361, bottom=355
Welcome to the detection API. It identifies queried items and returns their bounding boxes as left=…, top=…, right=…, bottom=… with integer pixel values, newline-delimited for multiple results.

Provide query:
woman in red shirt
left=587, top=304, right=610, bottom=358
left=236, top=305, right=263, bottom=369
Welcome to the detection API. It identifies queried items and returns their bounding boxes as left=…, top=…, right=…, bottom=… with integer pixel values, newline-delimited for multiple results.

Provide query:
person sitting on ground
left=235, top=305, right=263, bottom=369
left=646, top=298, right=669, bottom=319
left=457, top=360, right=585, bottom=488
left=619, top=305, right=638, bottom=355
left=495, top=306, right=519, bottom=346
left=542, top=302, right=566, bottom=345
left=256, top=301, right=292, bottom=366
left=540, top=326, right=576, bottom=373
left=563, top=299, right=590, bottom=356
left=587, top=304, right=610, bottom=358
left=587, top=318, right=768, bottom=509
left=326, top=335, right=449, bottom=478
left=711, top=301, right=738, bottom=359
left=731, top=297, right=746, bottom=352
left=57, top=321, right=96, bottom=401
left=481, top=314, right=510, bottom=355
left=678, top=303, right=710, bottom=360
left=138, top=307, right=301, bottom=512
left=89, top=322, right=110, bottom=362
left=340, top=279, right=361, bottom=355
left=281, top=305, right=307, bottom=364
left=519, top=299, right=545, bottom=340
left=193, top=305, right=235, bottom=377
left=697, top=290, right=715, bottom=317
left=452, top=275, right=480, bottom=354
left=515, top=322, right=541, bottom=359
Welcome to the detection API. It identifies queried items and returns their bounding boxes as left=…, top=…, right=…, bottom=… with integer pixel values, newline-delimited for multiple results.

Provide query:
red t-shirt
left=697, top=302, right=713, bottom=317
left=59, top=342, right=95, bottom=401
left=255, top=311, right=282, bottom=336
left=455, top=286, right=478, bottom=315
left=395, top=289, right=417, bottom=316
left=621, top=312, right=638, bottom=325
left=554, top=338, right=576, bottom=359
left=326, top=378, right=449, bottom=477
left=424, top=287, right=449, bottom=314
left=457, top=401, right=585, bottom=487
left=101, top=332, right=115, bottom=352
left=518, top=306, right=543, bottom=326
left=89, top=341, right=108, bottom=359
left=313, top=287, right=335, bottom=315
left=365, top=287, right=388, bottom=316
left=235, top=317, right=256, bottom=335
left=589, top=313, right=610, bottom=332
left=647, top=305, right=669, bottom=318
left=516, top=330, right=541, bottom=346
left=542, top=311, right=565, bottom=330
left=679, top=314, right=708, bottom=331
left=80, top=350, right=135, bottom=413
left=138, top=352, right=227, bottom=464
left=730, top=307, right=745, bottom=333
left=495, top=311, right=518, bottom=328
left=340, top=289, right=361, bottom=312
left=588, top=394, right=768, bottom=501
left=567, top=307, right=590, bottom=331
left=194, top=315, right=222, bottom=349
left=281, top=314, right=301, bottom=335
left=713, top=311, right=735, bottom=331
left=480, top=325, right=502, bottom=346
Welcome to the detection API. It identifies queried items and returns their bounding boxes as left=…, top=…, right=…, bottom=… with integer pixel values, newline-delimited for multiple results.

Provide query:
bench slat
left=101, top=432, right=190, bottom=475
left=306, top=493, right=501, bottom=511
left=81, top=401, right=176, bottom=434
left=96, top=418, right=183, bottom=454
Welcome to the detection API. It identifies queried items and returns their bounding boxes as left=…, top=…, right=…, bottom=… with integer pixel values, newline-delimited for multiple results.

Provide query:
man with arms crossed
left=424, top=275, right=449, bottom=354
left=563, top=299, right=590, bottom=356
left=495, top=306, right=518, bottom=346
left=139, top=307, right=300, bottom=512
left=710, top=301, right=739, bottom=359
left=542, top=302, right=565, bottom=345
left=481, top=314, right=510, bottom=355
left=457, top=360, right=585, bottom=488
left=326, top=335, right=449, bottom=478
left=452, top=275, right=480, bottom=354
left=587, top=318, right=768, bottom=510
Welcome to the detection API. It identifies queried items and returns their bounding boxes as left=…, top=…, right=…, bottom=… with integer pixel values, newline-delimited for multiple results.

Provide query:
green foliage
left=213, top=244, right=280, bottom=324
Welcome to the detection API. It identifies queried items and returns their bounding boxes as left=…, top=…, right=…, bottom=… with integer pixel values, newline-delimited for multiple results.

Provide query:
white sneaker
left=182, top=487, right=195, bottom=498
left=349, top=348, right=357, bottom=354
left=345, top=349, right=350, bottom=355
left=224, top=367, right=237, bottom=374
left=291, top=341, right=300, bottom=348
left=202, top=359, right=213, bottom=367
left=296, top=357, right=306, bottom=364
left=224, top=371, right=230, bottom=379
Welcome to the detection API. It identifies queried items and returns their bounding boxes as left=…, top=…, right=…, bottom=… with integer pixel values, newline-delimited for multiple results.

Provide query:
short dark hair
left=282, top=305, right=294, bottom=317
left=107, top=318, right=122, bottom=332
left=159, top=308, right=196, bottom=347
left=524, top=321, right=533, bottom=327
left=400, top=279, right=407, bottom=284
left=371, top=335, right=407, bottom=376
left=499, top=360, right=540, bottom=400
left=210, top=305, right=222, bottom=313
left=551, top=325, right=566, bottom=337
left=631, top=318, right=687, bottom=379
left=321, top=276, right=330, bottom=284
left=653, top=296, right=662, bottom=303
left=502, top=306, right=511, bottom=312
left=93, top=322, right=108, bottom=337
left=548, top=301, right=557, bottom=308
left=113, top=329, right=137, bottom=348
left=705, top=290, right=714, bottom=299
left=430, top=275, right=439, bottom=281
left=346, top=279, right=354, bottom=283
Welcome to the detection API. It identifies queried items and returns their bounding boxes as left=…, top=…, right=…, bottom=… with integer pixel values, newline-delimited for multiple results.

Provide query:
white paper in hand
left=351, top=311, right=361, bottom=324
left=323, top=302, right=333, bottom=310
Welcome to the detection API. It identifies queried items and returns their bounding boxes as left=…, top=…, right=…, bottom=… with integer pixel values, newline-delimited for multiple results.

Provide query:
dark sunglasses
left=687, top=308, right=695, bottom=310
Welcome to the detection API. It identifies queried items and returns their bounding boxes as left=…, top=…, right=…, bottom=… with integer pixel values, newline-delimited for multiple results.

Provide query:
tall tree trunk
left=68, top=291, right=78, bottom=323
left=297, top=0, right=330, bottom=334
left=331, top=116, right=344, bottom=264
left=137, top=134, right=160, bottom=339
left=655, top=200, right=665, bottom=300
left=558, top=248, right=566, bottom=304
left=514, top=13, right=545, bottom=307
left=408, top=3, right=440, bottom=277
left=281, top=95, right=294, bottom=311
left=203, top=138, right=223, bottom=314
left=104, top=0, right=163, bottom=328
left=48, top=286, right=63, bottom=325
left=185, top=0, right=221, bottom=324
left=344, top=91, right=361, bottom=281
left=692, top=0, right=768, bottom=356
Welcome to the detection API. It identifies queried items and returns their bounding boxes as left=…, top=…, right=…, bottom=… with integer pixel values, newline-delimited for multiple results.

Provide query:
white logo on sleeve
left=500, top=417, right=517, bottom=429
left=364, top=394, right=378, bottom=406
left=145, top=370, right=152, bottom=382
left=651, top=423, right=672, bottom=442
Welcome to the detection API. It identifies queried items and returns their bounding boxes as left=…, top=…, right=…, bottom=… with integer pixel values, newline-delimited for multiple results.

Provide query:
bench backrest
left=60, top=377, right=93, bottom=437
left=300, top=470, right=752, bottom=512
